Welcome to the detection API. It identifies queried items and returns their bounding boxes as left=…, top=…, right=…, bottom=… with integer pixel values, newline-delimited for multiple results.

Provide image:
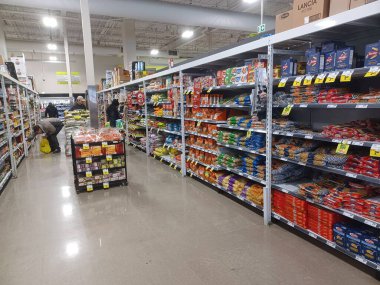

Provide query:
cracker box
left=281, top=59, right=297, bottom=77
left=346, top=229, right=363, bottom=254
left=361, top=233, right=379, bottom=262
left=336, top=48, right=354, bottom=70
left=324, top=51, right=336, bottom=71
left=364, top=42, right=380, bottom=67
left=306, top=52, right=324, bottom=74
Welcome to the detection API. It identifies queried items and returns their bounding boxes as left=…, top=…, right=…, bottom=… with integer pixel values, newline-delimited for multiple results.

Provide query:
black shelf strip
left=273, top=103, right=380, bottom=109
left=201, top=83, right=255, bottom=93
left=76, top=165, right=125, bottom=175
left=76, top=179, right=127, bottom=193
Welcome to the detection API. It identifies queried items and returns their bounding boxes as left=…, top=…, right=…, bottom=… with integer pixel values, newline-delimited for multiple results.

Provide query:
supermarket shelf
left=201, top=83, right=255, bottom=93
left=217, top=142, right=266, bottom=156
left=272, top=213, right=380, bottom=271
left=185, top=118, right=227, bottom=124
left=187, top=170, right=263, bottom=211
left=188, top=145, right=219, bottom=155
left=0, top=171, right=12, bottom=194
left=0, top=152, right=10, bottom=165
left=146, top=101, right=171, bottom=105
left=128, top=142, right=146, bottom=152
left=272, top=183, right=380, bottom=229
left=145, top=87, right=175, bottom=94
left=149, top=114, right=181, bottom=120
left=217, top=124, right=266, bottom=133
left=13, top=131, right=22, bottom=137
left=72, top=140, right=123, bottom=147
left=187, top=104, right=251, bottom=109
left=76, top=166, right=125, bottom=175
left=16, top=155, right=24, bottom=167
left=76, top=179, right=127, bottom=193
left=273, top=67, right=380, bottom=87
left=273, top=155, right=380, bottom=185
left=13, top=143, right=24, bottom=152
left=187, top=156, right=222, bottom=171
left=152, top=154, right=181, bottom=170
left=128, top=125, right=146, bottom=130
left=272, top=130, right=380, bottom=148
left=0, top=140, right=7, bottom=148
left=185, top=131, right=216, bottom=140
left=218, top=165, right=266, bottom=185
left=273, top=103, right=380, bottom=109
left=162, top=143, right=184, bottom=152
left=150, top=127, right=182, bottom=136
left=0, top=130, right=6, bottom=135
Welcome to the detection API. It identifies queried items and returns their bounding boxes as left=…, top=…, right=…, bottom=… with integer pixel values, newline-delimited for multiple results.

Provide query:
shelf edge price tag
left=340, top=69, right=354, bottom=82
left=364, top=66, right=380, bottom=77
left=102, top=142, right=108, bottom=148
left=106, top=155, right=112, bottom=161
left=303, top=75, right=313, bottom=86
left=103, top=169, right=109, bottom=175
left=86, top=171, right=92, bottom=178
left=207, top=87, right=213, bottom=93
left=197, top=121, right=201, bottom=127
left=86, top=184, right=93, bottom=192
left=103, top=182, right=110, bottom=189
left=85, top=157, right=92, bottom=164
left=315, top=73, right=326, bottom=84
left=326, top=72, right=339, bottom=83
left=336, top=141, right=350, bottom=155
left=83, top=143, right=90, bottom=150
left=281, top=105, right=292, bottom=116
left=370, top=144, right=380, bottom=157
left=278, top=78, right=288, bottom=88
left=293, top=76, right=304, bottom=87
left=246, top=129, right=252, bottom=139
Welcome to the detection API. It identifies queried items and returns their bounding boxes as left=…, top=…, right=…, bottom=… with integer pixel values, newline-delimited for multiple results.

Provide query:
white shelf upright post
left=179, top=71, right=186, bottom=176
left=264, top=44, right=274, bottom=225
left=1, top=76, right=17, bottom=178
left=123, top=87, right=129, bottom=144
left=143, top=81, right=149, bottom=156
left=16, top=86, right=28, bottom=157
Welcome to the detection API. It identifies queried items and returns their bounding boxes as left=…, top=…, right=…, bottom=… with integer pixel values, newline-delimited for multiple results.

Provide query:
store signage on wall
left=56, top=71, right=81, bottom=85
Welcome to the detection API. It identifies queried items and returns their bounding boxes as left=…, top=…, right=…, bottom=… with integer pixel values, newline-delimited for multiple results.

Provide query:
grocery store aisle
left=0, top=140, right=378, bottom=285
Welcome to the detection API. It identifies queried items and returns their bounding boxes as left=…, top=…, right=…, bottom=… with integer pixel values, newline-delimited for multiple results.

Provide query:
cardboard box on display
left=350, top=0, right=375, bottom=9
left=275, top=10, right=295, bottom=33
left=292, top=0, right=330, bottom=26
left=329, top=0, right=350, bottom=15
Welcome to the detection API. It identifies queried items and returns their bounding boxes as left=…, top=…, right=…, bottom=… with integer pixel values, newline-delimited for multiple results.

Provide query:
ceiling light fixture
left=150, top=49, right=159, bottom=56
left=243, top=0, right=258, bottom=3
left=42, top=16, right=58, bottom=28
left=181, top=30, right=194, bottom=39
left=47, top=43, right=57, bottom=50
left=49, top=56, right=57, bottom=61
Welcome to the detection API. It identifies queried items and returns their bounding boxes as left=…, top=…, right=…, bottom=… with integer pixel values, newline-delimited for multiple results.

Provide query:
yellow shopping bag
left=40, top=137, right=51, bottom=154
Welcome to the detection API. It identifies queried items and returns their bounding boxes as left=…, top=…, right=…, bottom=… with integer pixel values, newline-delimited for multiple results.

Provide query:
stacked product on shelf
left=71, top=128, right=127, bottom=193
left=64, top=110, right=90, bottom=156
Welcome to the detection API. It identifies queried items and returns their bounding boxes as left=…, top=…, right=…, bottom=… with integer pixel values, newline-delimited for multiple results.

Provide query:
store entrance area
left=0, top=141, right=377, bottom=285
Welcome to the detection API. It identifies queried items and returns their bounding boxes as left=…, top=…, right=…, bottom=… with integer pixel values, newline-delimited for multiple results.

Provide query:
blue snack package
left=281, top=59, right=297, bottom=77
left=361, top=233, right=379, bottom=262
left=336, top=48, right=354, bottom=70
left=306, top=52, right=323, bottom=75
left=364, top=42, right=380, bottom=67
left=324, top=51, right=336, bottom=71
left=346, top=229, right=363, bottom=255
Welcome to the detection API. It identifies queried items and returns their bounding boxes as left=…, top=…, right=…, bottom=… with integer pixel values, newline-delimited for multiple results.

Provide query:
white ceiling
left=0, top=0, right=293, bottom=58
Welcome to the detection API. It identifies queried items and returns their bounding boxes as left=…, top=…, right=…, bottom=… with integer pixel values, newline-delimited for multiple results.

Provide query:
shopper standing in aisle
left=70, top=96, right=87, bottom=111
left=29, top=118, right=64, bottom=153
left=106, top=99, right=121, bottom=127
left=45, top=103, right=59, bottom=118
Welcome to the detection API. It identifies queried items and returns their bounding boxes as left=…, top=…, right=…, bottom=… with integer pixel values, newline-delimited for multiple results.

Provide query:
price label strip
left=281, top=105, right=293, bottom=116
left=86, top=171, right=92, bottom=178
left=364, top=66, right=380, bottom=77
left=336, top=142, right=350, bottom=155
left=197, top=121, right=202, bottom=127
left=83, top=143, right=90, bottom=150
left=303, top=75, right=313, bottom=86
left=246, top=129, right=252, bottom=139
left=102, top=142, right=108, bottom=148
left=106, top=155, right=112, bottom=161
left=103, top=169, right=109, bottom=175
left=293, top=76, right=304, bottom=87
left=86, top=184, right=93, bottom=192
left=325, top=72, right=339, bottom=83
left=370, top=144, right=380, bottom=157
left=103, top=182, right=110, bottom=189
left=278, top=78, right=288, bottom=88
left=85, top=157, right=92, bottom=164
left=315, top=73, right=327, bottom=84
left=340, top=69, right=354, bottom=82
left=207, top=87, right=213, bottom=93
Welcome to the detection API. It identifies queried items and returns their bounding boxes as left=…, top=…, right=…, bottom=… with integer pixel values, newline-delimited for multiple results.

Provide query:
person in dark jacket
left=29, top=118, right=64, bottom=153
left=70, top=96, right=87, bottom=111
left=45, top=103, right=59, bottom=118
left=106, top=99, right=121, bottom=127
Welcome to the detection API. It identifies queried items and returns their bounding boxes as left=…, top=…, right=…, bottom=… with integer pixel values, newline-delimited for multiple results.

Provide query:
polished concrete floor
left=0, top=140, right=378, bottom=285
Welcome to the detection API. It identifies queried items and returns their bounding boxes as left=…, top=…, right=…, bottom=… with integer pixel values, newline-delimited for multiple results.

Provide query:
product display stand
left=96, top=3, right=380, bottom=274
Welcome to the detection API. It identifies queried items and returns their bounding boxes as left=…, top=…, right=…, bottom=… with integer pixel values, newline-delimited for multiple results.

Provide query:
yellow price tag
left=83, top=143, right=90, bottom=150
left=207, top=87, right=213, bottom=93
left=365, top=66, right=380, bottom=77
left=370, top=144, right=380, bottom=157
left=153, top=155, right=156, bottom=159
left=282, top=105, right=293, bottom=116
left=278, top=78, right=288, bottom=88
left=293, top=76, right=304, bottom=87
left=340, top=70, right=354, bottom=82
left=160, top=158, right=163, bottom=162
left=86, top=171, right=92, bottom=178
left=315, top=73, right=326, bottom=84
left=174, top=165, right=177, bottom=170
left=106, top=155, right=112, bottom=161
left=170, top=163, right=173, bottom=167
left=303, top=75, right=313, bottom=86
left=103, top=169, right=109, bottom=175
left=85, top=157, right=92, bottom=164
left=246, top=129, right=252, bottom=138
left=102, top=142, right=108, bottom=148
left=336, top=143, right=350, bottom=155
left=86, top=185, right=93, bottom=192
left=190, top=173, right=193, bottom=178
left=325, top=72, right=339, bottom=83
left=197, top=121, right=201, bottom=127
left=103, top=182, right=110, bottom=189
left=74, top=115, right=81, bottom=120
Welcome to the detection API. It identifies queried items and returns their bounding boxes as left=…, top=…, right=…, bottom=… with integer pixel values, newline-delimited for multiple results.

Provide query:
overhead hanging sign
left=56, top=71, right=81, bottom=85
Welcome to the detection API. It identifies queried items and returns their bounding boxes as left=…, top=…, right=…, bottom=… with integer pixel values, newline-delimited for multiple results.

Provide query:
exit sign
left=257, top=24, right=266, bottom=33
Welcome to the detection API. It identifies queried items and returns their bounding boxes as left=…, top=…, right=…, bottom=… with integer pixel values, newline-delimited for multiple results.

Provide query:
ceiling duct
left=0, top=0, right=275, bottom=32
